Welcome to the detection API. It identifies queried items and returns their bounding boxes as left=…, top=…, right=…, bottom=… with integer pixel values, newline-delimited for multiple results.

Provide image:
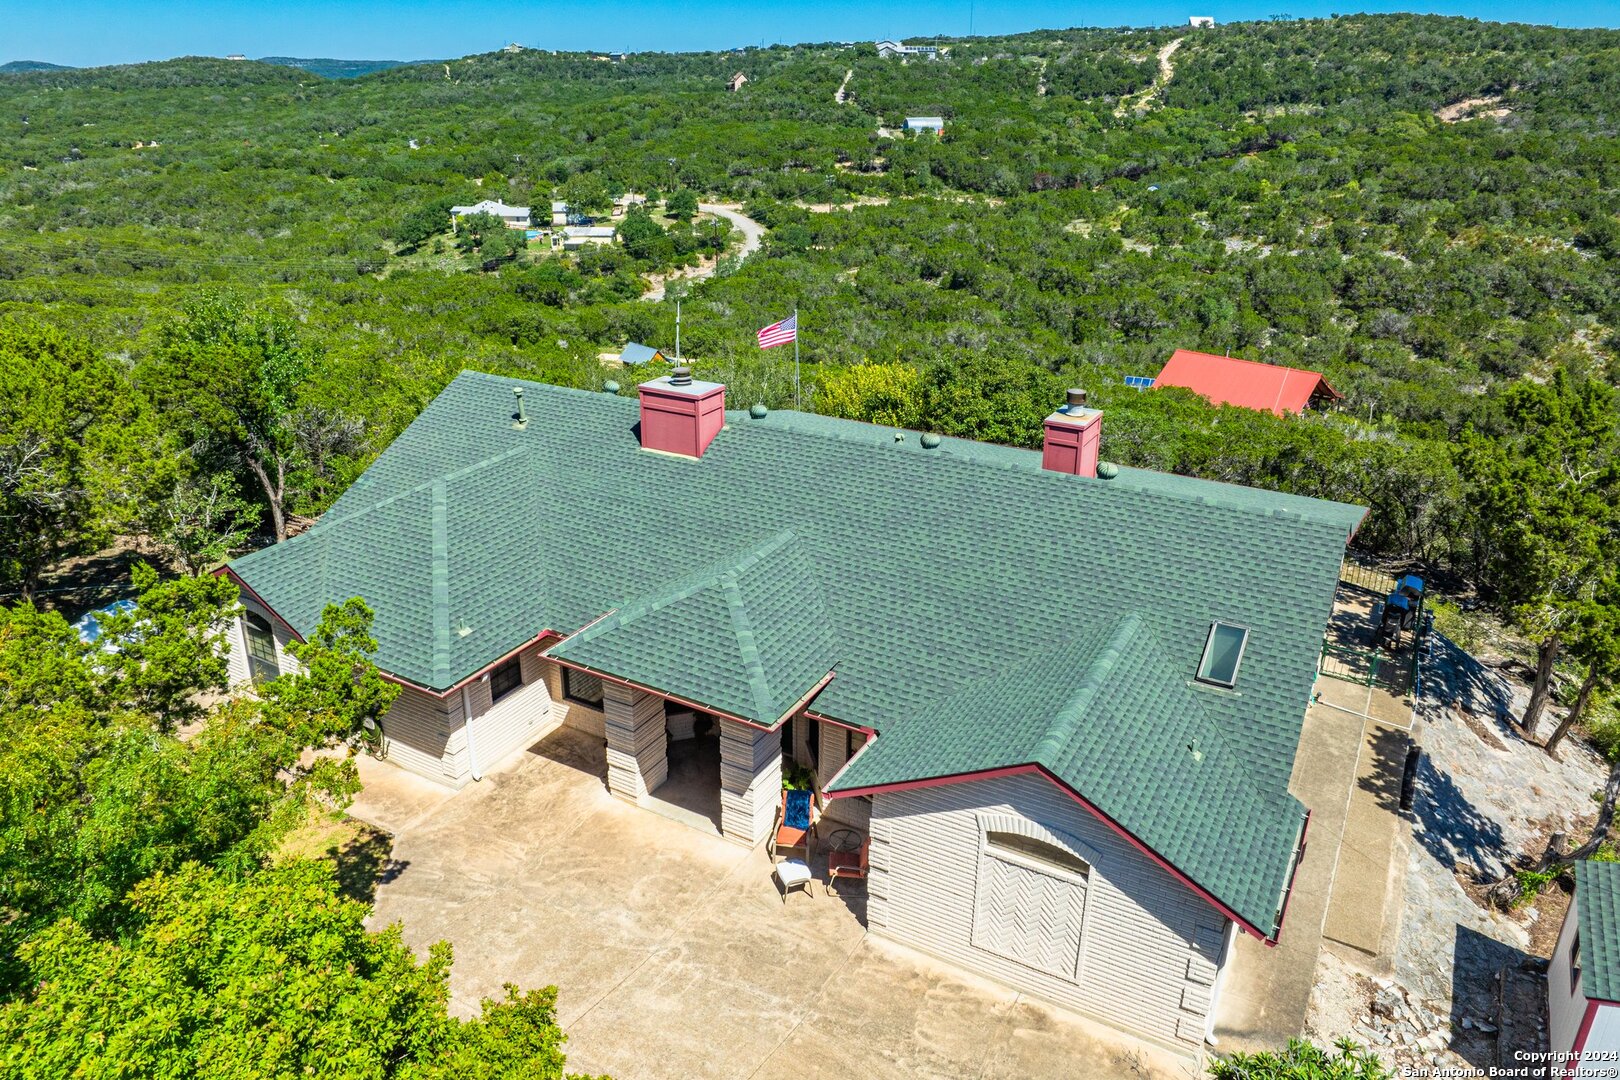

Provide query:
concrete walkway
left=351, top=728, right=1196, bottom=1080
left=1211, top=695, right=1365, bottom=1052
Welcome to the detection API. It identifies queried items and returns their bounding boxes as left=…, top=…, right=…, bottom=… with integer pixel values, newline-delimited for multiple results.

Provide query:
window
left=986, top=830, right=1091, bottom=878
left=563, top=667, right=604, bottom=707
left=490, top=656, right=524, bottom=703
left=1197, top=622, right=1249, bottom=688
left=243, top=611, right=280, bottom=684
left=1573, top=931, right=1583, bottom=995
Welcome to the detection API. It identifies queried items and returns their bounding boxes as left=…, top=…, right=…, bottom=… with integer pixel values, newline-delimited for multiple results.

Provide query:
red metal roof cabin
left=1154, top=349, right=1341, bottom=416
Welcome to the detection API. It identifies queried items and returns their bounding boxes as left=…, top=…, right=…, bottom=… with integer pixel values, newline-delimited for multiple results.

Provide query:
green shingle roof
left=548, top=530, right=837, bottom=725
left=1577, top=862, right=1620, bottom=1003
left=228, top=370, right=1359, bottom=936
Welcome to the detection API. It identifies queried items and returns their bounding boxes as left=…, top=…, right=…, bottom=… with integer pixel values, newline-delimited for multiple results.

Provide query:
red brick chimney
left=1042, top=388, right=1101, bottom=479
left=638, top=367, right=726, bottom=458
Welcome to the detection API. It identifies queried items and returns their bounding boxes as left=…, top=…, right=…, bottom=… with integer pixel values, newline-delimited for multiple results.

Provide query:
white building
left=1189, top=16, right=1216, bottom=28
left=449, top=200, right=532, bottom=230
left=1551, top=863, right=1620, bottom=1067
left=876, top=40, right=939, bottom=59
left=903, top=116, right=945, bottom=134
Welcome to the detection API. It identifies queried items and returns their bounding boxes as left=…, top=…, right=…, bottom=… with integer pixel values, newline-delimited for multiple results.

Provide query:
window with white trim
left=490, top=655, right=524, bottom=703
left=1196, top=622, right=1249, bottom=688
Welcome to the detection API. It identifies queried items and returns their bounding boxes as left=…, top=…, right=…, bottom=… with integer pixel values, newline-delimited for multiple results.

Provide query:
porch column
left=719, top=717, right=782, bottom=846
left=603, top=682, right=667, bottom=800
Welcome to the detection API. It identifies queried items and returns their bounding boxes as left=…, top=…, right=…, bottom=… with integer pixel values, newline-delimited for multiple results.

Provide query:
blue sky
left=6, top=1, right=1617, bottom=67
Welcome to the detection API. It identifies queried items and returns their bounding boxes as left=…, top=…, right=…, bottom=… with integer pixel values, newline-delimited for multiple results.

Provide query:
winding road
left=640, top=203, right=765, bottom=302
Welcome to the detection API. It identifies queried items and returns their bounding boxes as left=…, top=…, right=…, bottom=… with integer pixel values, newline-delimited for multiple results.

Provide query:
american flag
left=757, top=313, right=798, bottom=349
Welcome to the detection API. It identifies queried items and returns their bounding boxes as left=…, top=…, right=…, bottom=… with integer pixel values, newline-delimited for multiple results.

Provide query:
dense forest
left=1, top=14, right=1619, bottom=1073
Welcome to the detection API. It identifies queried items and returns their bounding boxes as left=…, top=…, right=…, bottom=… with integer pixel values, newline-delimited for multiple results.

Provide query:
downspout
left=463, top=684, right=484, bottom=782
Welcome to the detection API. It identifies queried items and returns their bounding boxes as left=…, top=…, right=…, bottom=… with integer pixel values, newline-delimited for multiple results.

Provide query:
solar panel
left=1123, top=375, right=1157, bottom=389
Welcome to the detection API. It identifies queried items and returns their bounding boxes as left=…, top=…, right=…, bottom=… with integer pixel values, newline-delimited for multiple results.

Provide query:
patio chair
left=768, top=788, right=816, bottom=862
left=773, top=858, right=814, bottom=903
left=826, top=834, right=870, bottom=895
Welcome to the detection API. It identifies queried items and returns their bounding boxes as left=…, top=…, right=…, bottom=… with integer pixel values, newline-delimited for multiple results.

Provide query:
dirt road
left=640, top=203, right=764, bottom=302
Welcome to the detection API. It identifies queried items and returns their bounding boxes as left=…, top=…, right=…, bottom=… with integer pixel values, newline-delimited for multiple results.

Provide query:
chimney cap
left=1065, top=388, right=1088, bottom=410
left=670, top=365, right=693, bottom=386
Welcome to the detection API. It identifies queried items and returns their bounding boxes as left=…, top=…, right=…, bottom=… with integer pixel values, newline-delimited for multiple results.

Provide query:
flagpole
left=793, top=306, right=800, bottom=410
left=675, top=300, right=681, bottom=362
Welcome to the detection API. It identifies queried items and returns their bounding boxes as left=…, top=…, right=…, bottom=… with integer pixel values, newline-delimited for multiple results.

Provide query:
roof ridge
left=1172, top=347, right=1325, bottom=380
left=718, top=571, right=780, bottom=721
left=430, top=479, right=451, bottom=686
left=605, top=529, right=800, bottom=625
left=319, top=444, right=532, bottom=529
left=1031, top=613, right=1145, bottom=765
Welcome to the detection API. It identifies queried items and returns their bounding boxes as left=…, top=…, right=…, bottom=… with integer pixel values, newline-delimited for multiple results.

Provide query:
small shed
left=728, top=71, right=748, bottom=92
left=1189, top=16, right=1215, bottom=28
left=619, top=342, right=666, bottom=366
left=903, top=116, right=945, bottom=134
left=1552, top=862, right=1620, bottom=1067
left=1153, top=348, right=1340, bottom=416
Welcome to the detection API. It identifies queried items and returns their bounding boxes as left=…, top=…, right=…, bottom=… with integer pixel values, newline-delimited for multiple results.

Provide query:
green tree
left=140, top=296, right=321, bottom=543
left=1457, top=374, right=1620, bottom=738
left=0, top=861, right=598, bottom=1080
left=146, top=469, right=258, bottom=575
left=560, top=173, right=612, bottom=219
left=615, top=208, right=668, bottom=262
left=817, top=362, right=926, bottom=428
left=665, top=188, right=699, bottom=222
left=1542, top=577, right=1620, bottom=757
left=0, top=321, right=137, bottom=599
left=0, top=588, right=385, bottom=988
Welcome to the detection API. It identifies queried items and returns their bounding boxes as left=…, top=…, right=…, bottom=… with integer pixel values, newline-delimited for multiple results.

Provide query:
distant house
left=876, top=40, right=939, bottom=59
left=904, top=116, right=945, bottom=134
left=728, top=71, right=748, bottom=92
left=557, top=225, right=616, bottom=251
left=551, top=200, right=570, bottom=227
left=1189, top=16, right=1216, bottom=28
left=1153, top=349, right=1340, bottom=416
left=503, top=42, right=525, bottom=53
left=449, top=200, right=532, bottom=230
left=618, top=342, right=666, bottom=366
left=226, top=54, right=247, bottom=61
left=1552, top=863, right=1620, bottom=1069
left=611, top=192, right=647, bottom=218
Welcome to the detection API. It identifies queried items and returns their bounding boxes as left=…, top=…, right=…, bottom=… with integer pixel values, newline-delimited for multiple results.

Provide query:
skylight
left=1197, top=622, right=1249, bottom=687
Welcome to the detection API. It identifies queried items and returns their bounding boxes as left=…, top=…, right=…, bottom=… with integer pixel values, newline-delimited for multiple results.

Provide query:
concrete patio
left=348, top=727, right=1199, bottom=1080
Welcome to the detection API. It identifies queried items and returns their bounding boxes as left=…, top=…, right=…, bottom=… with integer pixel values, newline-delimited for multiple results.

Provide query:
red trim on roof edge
left=828, top=757, right=1282, bottom=943
left=381, top=630, right=566, bottom=699
left=1569, top=998, right=1601, bottom=1077
left=802, top=709, right=876, bottom=736
left=215, top=566, right=306, bottom=642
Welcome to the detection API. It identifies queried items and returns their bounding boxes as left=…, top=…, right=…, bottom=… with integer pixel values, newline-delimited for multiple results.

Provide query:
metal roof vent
left=1096, top=461, right=1118, bottom=479
left=670, top=365, right=693, bottom=386
left=1063, top=388, right=1088, bottom=414
left=920, top=433, right=941, bottom=449
left=603, top=380, right=621, bottom=393
left=511, top=387, right=528, bottom=429
left=749, top=403, right=768, bottom=419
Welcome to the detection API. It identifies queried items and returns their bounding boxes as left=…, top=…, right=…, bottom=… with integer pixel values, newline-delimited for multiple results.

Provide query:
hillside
left=0, top=60, right=71, bottom=72
left=258, top=56, right=417, bottom=78
left=0, top=14, right=1617, bottom=559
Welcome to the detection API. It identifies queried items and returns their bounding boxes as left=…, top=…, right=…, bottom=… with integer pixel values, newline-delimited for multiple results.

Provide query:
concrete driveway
left=350, top=728, right=1196, bottom=1080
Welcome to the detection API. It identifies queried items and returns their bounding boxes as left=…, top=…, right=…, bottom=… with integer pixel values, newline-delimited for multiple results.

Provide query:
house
left=557, top=225, right=616, bottom=250
left=728, top=71, right=748, bottom=92
left=1552, top=862, right=1620, bottom=1068
left=903, top=116, right=945, bottom=134
left=876, top=40, right=939, bottom=59
left=503, top=42, right=525, bottom=53
left=1153, top=348, right=1342, bottom=416
left=226, top=53, right=247, bottom=61
left=448, top=199, right=532, bottom=230
left=219, top=371, right=1363, bottom=1055
left=550, top=200, right=570, bottom=227
left=618, top=342, right=666, bottom=366
left=1189, top=16, right=1216, bottom=28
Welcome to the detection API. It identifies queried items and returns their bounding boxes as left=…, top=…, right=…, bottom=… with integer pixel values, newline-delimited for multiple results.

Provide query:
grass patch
left=276, top=804, right=400, bottom=904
